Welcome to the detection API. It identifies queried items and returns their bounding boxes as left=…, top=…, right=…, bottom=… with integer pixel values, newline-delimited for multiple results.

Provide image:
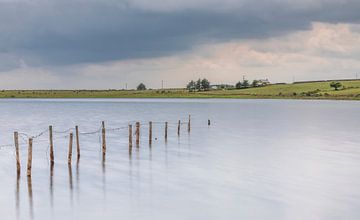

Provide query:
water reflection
left=129, top=145, right=132, bottom=157
left=102, top=158, right=107, bottom=200
left=50, top=163, right=54, bottom=209
left=76, top=159, right=80, bottom=203
left=15, top=173, right=20, bottom=220
left=68, top=164, right=73, bottom=205
left=165, top=141, right=168, bottom=169
left=27, top=175, right=34, bottom=220
left=149, top=145, right=152, bottom=161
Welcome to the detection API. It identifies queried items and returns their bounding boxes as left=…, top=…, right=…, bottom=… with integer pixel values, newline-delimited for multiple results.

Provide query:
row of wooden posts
left=13, top=115, right=204, bottom=177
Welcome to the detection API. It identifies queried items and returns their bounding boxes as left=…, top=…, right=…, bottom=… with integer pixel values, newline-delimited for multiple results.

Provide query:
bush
left=330, top=82, right=342, bottom=91
left=137, top=83, right=146, bottom=91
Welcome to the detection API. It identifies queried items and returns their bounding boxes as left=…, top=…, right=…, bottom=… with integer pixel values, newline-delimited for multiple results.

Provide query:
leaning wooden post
left=177, top=120, right=181, bottom=136
left=27, top=138, right=33, bottom=177
left=14, top=132, right=21, bottom=175
left=136, top=122, right=140, bottom=146
left=68, top=133, right=73, bottom=164
left=49, top=125, right=54, bottom=164
left=75, top=126, right=80, bottom=160
left=101, top=121, right=106, bottom=156
left=128, top=124, right=133, bottom=149
left=188, top=115, right=191, bottom=133
left=149, top=121, right=152, bottom=145
left=165, top=122, right=168, bottom=141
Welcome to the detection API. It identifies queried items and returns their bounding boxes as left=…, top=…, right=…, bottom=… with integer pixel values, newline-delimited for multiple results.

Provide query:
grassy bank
left=1, top=80, right=360, bottom=100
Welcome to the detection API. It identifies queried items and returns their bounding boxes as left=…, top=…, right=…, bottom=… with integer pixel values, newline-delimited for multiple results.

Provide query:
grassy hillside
left=196, top=80, right=360, bottom=99
left=1, top=80, right=360, bottom=100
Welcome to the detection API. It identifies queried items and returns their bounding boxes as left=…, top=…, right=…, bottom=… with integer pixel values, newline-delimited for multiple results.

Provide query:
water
left=0, top=99, right=360, bottom=220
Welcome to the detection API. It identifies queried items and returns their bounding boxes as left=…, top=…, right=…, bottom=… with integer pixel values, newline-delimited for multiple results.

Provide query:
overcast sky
left=0, top=0, right=360, bottom=89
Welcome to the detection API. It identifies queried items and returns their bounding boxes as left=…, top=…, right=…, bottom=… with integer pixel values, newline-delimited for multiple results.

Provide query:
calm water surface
left=0, top=99, right=359, bottom=220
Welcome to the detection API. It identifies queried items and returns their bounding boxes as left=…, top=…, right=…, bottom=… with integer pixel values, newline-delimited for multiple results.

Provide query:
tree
left=186, top=80, right=196, bottom=92
left=252, top=80, right=260, bottom=87
left=137, top=83, right=146, bottom=90
left=201, top=78, right=210, bottom=91
left=330, top=82, right=342, bottom=91
left=242, top=80, right=250, bottom=88
left=235, top=81, right=242, bottom=89
left=196, top=79, right=202, bottom=91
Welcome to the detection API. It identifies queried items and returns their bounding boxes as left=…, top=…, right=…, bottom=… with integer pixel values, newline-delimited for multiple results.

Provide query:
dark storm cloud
left=0, top=0, right=360, bottom=69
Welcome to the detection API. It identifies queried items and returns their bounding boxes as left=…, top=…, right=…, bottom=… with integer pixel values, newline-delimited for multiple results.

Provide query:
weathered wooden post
left=165, top=122, right=168, bottom=141
left=75, top=125, right=80, bottom=160
left=136, top=122, right=140, bottom=146
left=68, top=133, right=73, bottom=165
left=149, top=121, right=152, bottom=145
left=128, top=124, right=133, bottom=149
left=49, top=125, right=54, bottom=164
left=14, top=132, right=21, bottom=175
left=208, top=119, right=211, bottom=126
left=27, top=138, right=33, bottom=177
left=102, top=121, right=106, bottom=156
left=188, top=114, right=191, bottom=133
left=177, top=120, right=181, bottom=136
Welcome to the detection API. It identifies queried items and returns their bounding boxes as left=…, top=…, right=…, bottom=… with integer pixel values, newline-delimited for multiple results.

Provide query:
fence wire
left=0, top=118, right=204, bottom=150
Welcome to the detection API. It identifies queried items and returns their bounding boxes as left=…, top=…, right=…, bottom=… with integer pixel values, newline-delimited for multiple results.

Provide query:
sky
left=0, top=0, right=360, bottom=89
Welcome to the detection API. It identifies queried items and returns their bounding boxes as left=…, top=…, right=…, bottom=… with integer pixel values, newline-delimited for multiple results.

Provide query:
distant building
left=258, top=79, right=270, bottom=86
left=210, top=84, right=235, bottom=90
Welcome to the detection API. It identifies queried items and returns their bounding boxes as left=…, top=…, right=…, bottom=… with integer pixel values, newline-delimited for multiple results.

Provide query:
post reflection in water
left=68, top=164, right=73, bottom=205
left=128, top=147, right=133, bottom=194
left=76, top=159, right=80, bottom=203
left=102, top=156, right=107, bottom=199
left=27, top=175, right=34, bottom=220
left=15, top=173, right=20, bottom=220
left=165, top=141, right=168, bottom=169
left=49, top=162, right=54, bottom=210
left=149, top=145, right=152, bottom=162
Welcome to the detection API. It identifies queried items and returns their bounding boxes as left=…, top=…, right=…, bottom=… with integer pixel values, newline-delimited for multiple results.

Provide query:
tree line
left=135, top=78, right=270, bottom=91
left=235, top=79, right=269, bottom=89
left=186, top=79, right=210, bottom=92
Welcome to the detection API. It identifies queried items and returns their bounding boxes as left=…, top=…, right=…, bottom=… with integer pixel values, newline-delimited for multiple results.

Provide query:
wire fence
left=0, top=118, right=202, bottom=151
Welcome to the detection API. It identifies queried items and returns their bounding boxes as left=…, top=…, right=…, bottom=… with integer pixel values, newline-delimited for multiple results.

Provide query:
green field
left=1, top=80, right=360, bottom=100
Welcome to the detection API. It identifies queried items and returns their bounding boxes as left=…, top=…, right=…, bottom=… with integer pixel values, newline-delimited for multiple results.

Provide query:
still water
left=0, top=99, right=359, bottom=220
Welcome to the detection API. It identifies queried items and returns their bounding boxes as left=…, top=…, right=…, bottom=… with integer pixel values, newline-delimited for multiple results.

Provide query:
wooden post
left=75, top=125, right=80, bottom=160
left=188, top=114, right=191, bottom=133
left=68, top=133, right=73, bottom=165
left=128, top=124, right=133, bottom=149
left=27, top=138, right=33, bottom=177
left=14, top=132, right=20, bottom=175
left=102, top=121, right=106, bottom=156
left=165, top=122, right=168, bottom=141
left=149, top=121, right=152, bottom=145
left=208, top=119, right=211, bottom=126
left=177, top=120, right=181, bottom=136
left=136, top=122, right=140, bottom=146
left=49, top=125, right=54, bottom=164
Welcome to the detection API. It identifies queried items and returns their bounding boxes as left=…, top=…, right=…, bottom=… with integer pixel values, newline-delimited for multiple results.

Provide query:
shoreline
left=1, top=80, right=360, bottom=100
left=0, top=94, right=359, bottom=101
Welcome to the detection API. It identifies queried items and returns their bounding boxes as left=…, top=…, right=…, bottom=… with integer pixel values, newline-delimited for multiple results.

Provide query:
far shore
left=1, top=80, right=360, bottom=100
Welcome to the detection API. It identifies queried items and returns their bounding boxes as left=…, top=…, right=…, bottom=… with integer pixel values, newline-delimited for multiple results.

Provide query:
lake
left=0, top=99, right=359, bottom=220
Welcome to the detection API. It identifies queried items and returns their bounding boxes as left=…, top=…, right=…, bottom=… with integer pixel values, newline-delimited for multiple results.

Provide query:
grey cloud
left=0, top=0, right=360, bottom=69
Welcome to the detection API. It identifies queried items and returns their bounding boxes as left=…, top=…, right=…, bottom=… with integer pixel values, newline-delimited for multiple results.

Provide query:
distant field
left=1, top=80, right=360, bottom=100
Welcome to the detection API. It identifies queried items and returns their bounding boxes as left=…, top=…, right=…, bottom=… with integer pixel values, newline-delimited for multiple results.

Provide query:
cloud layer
left=0, top=0, right=359, bottom=88
left=1, top=22, right=360, bottom=89
left=1, top=0, right=360, bottom=66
